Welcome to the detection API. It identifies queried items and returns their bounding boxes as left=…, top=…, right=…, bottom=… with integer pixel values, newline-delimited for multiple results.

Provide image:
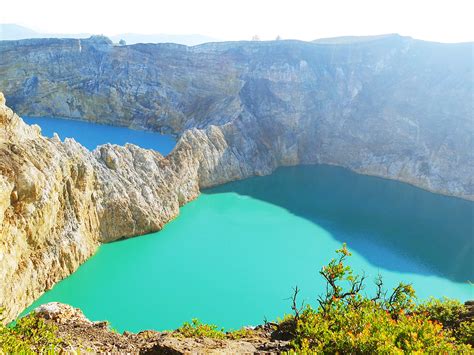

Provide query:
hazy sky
left=2, top=0, right=473, bottom=42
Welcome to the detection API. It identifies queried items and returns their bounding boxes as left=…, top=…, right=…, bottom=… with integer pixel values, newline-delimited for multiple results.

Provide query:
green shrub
left=456, top=321, right=474, bottom=346
left=287, top=244, right=472, bottom=352
left=226, top=327, right=255, bottom=340
left=416, top=296, right=474, bottom=345
left=0, top=309, right=62, bottom=354
left=175, top=319, right=258, bottom=340
left=175, top=318, right=225, bottom=339
left=416, top=297, right=465, bottom=329
left=276, top=314, right=297, bottom=339
left=291, top=300, right=470, bottom=352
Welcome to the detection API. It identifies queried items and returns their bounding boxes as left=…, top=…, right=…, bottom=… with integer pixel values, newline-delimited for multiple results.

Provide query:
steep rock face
left=0, top=93, right=100, bottom=321
left=0, top=95, right=208, bottom=320
left=0, top=36, right=243, bottom=133
left=92, top=143, right=200, bottom=242
left=0, top=35, right=472, bottom=199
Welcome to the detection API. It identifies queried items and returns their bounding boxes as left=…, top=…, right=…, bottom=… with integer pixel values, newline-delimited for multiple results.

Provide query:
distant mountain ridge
left=0, top=23, right=38, bottom=40
left=109, top=33, right=219, bottom=46
left=312, top=33, right=473, bottom=44
left=313, top=34, right=406, bottom=44
left=0, top=24, right=91, bottom=41
left=0, top=23, right=220, bottom=45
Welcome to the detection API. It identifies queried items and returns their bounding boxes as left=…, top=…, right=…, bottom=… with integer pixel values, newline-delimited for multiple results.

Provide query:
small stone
left=10, top=190, right=18, bottom=204
left=10, top=144, right=20, bottom=153
left=93, top=321, right=109, bottom=328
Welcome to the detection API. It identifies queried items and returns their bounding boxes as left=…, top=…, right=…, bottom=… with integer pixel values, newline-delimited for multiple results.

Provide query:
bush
left=457, top=320, right=474, bottom=346
left=226, top=327, right=256, bottom=340
left=416, top=297, right=465, bottom=329
left=0, top=309, right=62, bottom=353
left=291, top=300, right=470, bottom=352
left=175, top=318, right=257, bottom=340
left=175, top=318, right=225, bottom=339
left=287, top=244, right=472, bottom=352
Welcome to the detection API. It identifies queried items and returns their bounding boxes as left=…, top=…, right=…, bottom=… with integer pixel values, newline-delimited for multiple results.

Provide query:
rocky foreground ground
left=32, top=303, right=291, bottom=354
left=23, top=300, right=474, bottom=354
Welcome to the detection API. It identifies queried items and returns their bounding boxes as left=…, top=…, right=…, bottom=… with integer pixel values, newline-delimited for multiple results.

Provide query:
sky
left=1, top=0, right=473, bottom=43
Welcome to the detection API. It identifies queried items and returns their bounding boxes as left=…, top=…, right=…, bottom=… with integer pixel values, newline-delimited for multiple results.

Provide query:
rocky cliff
left=0, top=93, right=217, bottom=321
left=1, top=35, right=473, bottom=199
left=1, top=86, right=263, bottom=321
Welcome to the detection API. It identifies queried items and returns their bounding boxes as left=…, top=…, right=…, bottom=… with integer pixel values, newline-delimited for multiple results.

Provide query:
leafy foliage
left=416, top=297, right=465, bottom=329
left=456, top=320, right=474, bottom=346
left=289, top=300, right=470, bottom=352
left=226, top=327, right=256, bottom=340
left=174, top=244, right=472, bottom=352
left=175, top=318, right=257, bottom=340
left=416, top=298, right=474, bottom=345
left=0, top=309, right=62, bottom=354
left=175, top=318, right=225, bottom=339
left=286, top=244, right=472, bottom=352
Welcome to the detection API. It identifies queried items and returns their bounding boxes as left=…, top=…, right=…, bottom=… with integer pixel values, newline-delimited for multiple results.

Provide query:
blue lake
left=23, top=116, right=176, bottom=154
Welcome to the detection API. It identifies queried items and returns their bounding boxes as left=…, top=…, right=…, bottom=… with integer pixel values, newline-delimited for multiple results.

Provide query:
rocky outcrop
left=31, top=302, right=289, bottom=353
left=1, top=93, right=98, bottom=321
left=0, top=35, right=472, bottom=199
left=0, top=95, right=206, bottom=321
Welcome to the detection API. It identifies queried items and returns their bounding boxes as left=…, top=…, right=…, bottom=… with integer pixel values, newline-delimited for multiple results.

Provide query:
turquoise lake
left=22, top=119, right=473, bottom=333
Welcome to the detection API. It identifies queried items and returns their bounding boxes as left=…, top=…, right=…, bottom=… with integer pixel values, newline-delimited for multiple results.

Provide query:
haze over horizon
left=1, top=0, right=473, bottom=43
